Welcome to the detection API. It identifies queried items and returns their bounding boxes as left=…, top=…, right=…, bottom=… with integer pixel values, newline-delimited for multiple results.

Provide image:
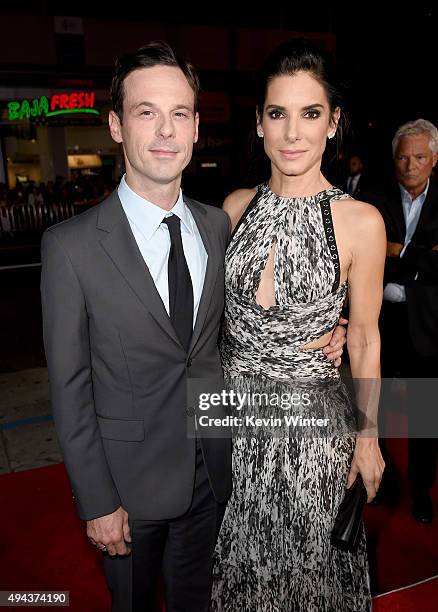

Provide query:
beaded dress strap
left=319, top=191, right=343, bottom=294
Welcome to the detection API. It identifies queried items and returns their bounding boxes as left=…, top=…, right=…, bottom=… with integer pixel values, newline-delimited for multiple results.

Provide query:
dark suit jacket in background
left=377, top=179, right=438, bottom=357
left=41, top=191, right=232, bottom=522
left=343, top=172, right=384, bottom=205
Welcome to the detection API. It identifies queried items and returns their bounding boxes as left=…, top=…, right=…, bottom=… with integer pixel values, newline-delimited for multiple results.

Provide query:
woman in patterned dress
left=211, top=40, right=385, bottom=611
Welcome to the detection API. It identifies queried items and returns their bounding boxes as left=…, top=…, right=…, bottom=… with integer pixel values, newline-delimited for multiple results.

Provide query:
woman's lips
left=279, top=149, right=307, bottom=160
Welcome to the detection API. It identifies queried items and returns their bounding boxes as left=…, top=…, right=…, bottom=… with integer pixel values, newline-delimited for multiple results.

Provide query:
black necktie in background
left=162, top=215, right=194, bottom=351
left=347, top=175, right=356, bottom=196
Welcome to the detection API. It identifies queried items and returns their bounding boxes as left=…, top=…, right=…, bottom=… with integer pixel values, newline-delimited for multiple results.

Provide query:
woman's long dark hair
left=243, top=38, right=349, bottom=187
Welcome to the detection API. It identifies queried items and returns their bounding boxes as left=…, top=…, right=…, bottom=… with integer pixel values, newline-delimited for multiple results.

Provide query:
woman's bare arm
left=223, top=188, right=256, bottom=233
left=345, top=202, right=386, bottom=500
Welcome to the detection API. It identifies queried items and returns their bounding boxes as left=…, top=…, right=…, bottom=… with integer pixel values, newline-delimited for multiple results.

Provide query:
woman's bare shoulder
left=336, top=198, right=386, bottom=254
left=223, top=188, right=257, bottom=231
left=337, top=197, right=384, bottom=230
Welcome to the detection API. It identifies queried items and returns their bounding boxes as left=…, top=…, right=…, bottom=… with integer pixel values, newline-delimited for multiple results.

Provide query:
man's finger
left=123, top=519, right=132, bottom=543
left=324, top=348, right=341, bottom=360
left=105, top=543, right=118, bottom=557
left=331, top=326, right=345, bottom=339
left=329, top=334, right=340, bottom=347
left=329, top=331, right=347, bottom=348
left=338, top=317, right=349, bottom=325
left=115, top=540, right=132, bottom=556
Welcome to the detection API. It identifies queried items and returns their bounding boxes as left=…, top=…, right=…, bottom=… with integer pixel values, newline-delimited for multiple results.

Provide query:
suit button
left=187, top=358, right=192, bottom=368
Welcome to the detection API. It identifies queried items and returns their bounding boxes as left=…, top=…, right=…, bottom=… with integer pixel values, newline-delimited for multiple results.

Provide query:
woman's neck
left=269, top=167, right=331, bottom=198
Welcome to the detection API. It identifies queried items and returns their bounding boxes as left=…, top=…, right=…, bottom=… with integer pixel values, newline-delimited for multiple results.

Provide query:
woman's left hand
left=346, top=438, right=385, bottom=502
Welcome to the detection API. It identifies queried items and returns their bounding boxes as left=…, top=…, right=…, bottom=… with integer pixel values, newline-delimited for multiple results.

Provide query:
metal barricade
left=0, top=202, right=78, bottom=236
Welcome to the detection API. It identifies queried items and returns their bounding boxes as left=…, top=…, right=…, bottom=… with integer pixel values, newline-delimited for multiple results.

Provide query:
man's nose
left=406, top=156, right=418, bottom=170
left=156, top=115, right=175, bottom=138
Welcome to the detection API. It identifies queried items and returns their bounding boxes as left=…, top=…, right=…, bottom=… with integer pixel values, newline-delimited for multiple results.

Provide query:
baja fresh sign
left=7, top=92, right=100, bottom=120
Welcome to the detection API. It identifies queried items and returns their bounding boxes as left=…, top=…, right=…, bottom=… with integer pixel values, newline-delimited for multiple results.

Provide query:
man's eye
left=174, top=112, right=188, bottom=118
left=141, top=110, right=153, bottom=117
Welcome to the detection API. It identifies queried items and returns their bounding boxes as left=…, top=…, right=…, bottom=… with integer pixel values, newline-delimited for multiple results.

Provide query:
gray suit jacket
left=41, top=191, right=232, bottom=521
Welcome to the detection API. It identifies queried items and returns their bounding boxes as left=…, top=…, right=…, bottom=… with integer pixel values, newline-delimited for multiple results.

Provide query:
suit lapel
left=97, top=192, right=181, bottom=347
left=390, top=194, right=406, bottom=240
left=184, top=196, right=218, bottom=354
left=412, top=180, right=437, bottom=239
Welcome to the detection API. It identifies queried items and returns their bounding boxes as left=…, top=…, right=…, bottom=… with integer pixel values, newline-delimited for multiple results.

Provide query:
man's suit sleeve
left=41, top=229, right=121, bottom=520
left=224, top=211, right=232, bottom=246
left=400, top=241, right=438, bottom=282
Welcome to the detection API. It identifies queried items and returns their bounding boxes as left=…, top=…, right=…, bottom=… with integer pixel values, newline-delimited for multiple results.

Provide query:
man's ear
left=109, top=110, right=123, bottom=144
left=193, top=112, right=199, bottom=144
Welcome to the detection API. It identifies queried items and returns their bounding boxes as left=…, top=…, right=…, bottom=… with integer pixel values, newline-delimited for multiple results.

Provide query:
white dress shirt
left=118, top=175, right=207, bottom=327
left=383, top=180, right=429, bottom=303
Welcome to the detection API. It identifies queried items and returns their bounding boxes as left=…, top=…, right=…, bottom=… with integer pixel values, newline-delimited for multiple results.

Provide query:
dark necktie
left=162, top=215, right=194, bottom=351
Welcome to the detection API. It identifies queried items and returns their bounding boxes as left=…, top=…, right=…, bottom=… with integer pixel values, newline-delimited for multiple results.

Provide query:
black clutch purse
left=331, top=474, right=367, bottom=553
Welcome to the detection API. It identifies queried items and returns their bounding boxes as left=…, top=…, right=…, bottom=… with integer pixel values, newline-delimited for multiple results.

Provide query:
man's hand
left=87, top=506, right=131, bottom=556
left=322, top=317, right=348, bottom=367
left=386, top=241, right=403, bottom=257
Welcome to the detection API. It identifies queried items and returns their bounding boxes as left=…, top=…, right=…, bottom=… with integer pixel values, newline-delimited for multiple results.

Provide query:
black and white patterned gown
left=211, top=183, right=371, bottom=611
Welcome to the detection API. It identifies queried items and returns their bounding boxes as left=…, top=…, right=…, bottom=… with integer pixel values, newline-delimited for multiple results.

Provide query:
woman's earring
left=257, top=127, right=264, bottom=138
left=328, top=132, right=336, bottom=139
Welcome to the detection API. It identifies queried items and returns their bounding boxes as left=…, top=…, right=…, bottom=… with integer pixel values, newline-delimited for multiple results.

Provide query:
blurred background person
left=345, top=153, right=366, bottom=196
left=378, top=118, right=438, bottom=523
left=343, top=152, right=385, bottom=205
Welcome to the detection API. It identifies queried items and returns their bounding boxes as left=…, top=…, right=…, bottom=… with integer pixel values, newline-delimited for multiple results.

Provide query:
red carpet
left=0, top=463, right=111, bottom=611
left=0, top=437, right=437, bottom=610
left=373, top=576, right=438, bottom=612
left=364, top=438, right=438, bottom=594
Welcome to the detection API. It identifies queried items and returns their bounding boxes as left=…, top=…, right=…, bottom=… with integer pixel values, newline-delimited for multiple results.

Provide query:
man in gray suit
left=41, top=42, right=346, bottom=611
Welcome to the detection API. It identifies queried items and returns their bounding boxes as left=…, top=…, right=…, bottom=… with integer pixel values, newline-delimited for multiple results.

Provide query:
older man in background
left=379, top=119, right=438, bottom=523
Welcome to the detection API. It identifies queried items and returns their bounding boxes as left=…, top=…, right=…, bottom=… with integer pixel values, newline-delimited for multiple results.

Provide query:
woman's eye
left=268, top=109, right=284, bottom=119
left=304, top=109, right=321, bottom=119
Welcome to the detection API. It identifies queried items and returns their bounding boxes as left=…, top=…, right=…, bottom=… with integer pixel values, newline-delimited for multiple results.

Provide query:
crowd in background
left=0, top=175, right=117, bottom=208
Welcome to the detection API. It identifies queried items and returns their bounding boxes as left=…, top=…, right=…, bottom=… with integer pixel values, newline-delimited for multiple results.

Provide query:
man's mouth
left=149, top=148, right=178, bottom=157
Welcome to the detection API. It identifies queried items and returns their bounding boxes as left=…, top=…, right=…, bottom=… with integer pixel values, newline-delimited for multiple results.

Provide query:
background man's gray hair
left=392, top=118, right=438, bottom=157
